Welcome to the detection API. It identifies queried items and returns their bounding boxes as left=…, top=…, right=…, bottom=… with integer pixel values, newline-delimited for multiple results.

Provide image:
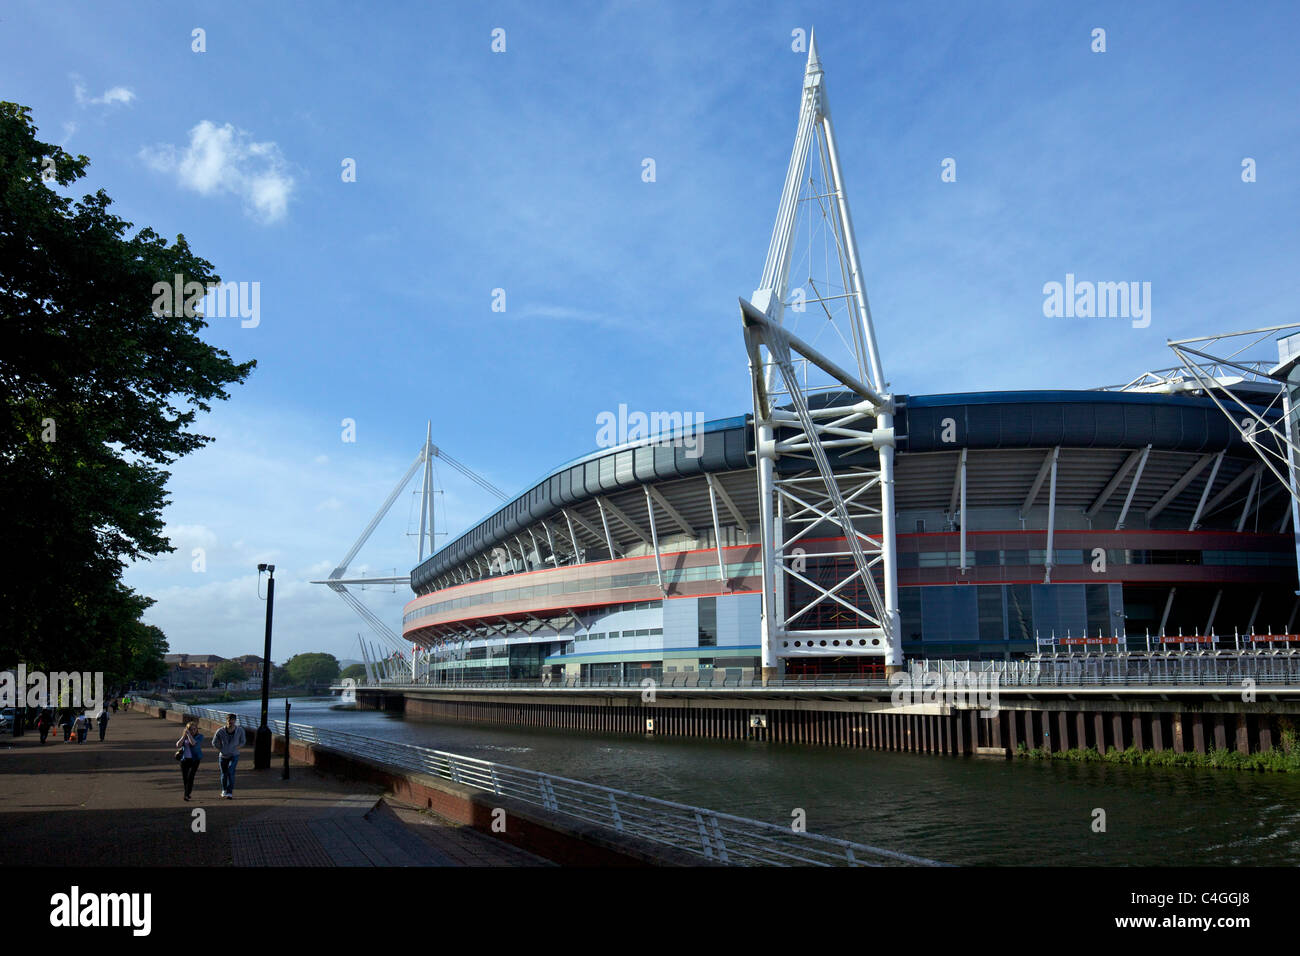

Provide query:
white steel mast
left=744, top=30, right=901, bottom=680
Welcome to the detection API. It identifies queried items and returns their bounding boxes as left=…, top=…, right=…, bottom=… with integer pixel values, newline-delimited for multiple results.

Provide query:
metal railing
left=337, top=648, right=1300, bottom=692
left=170, top=704, right=941, bottom=867
left=909, top=653, right=1300, bottom=687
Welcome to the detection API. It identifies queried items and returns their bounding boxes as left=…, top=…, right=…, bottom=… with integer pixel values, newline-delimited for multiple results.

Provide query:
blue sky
left=4, top=1, right=1298, bottom=662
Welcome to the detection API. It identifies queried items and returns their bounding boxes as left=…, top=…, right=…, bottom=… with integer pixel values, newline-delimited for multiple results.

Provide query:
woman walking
left=177, top=722, right=204, bottom=801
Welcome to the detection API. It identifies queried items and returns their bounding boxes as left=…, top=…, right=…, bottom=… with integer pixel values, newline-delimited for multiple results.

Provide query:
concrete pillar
left=1173, top=714, right=1185, bottom=754
left=1132, top=714, right=1145, bottom=752
left=1057, top=712, right=1070, bottom=753
left=1236, top=717, right=1250, bottom=755
left=1212, top=716, right=1227, bottom=752
left=1259, top=721, right=1274, bottom=752
left=1093, top=713, right=1106, bottom=753
left=955, top=712, right=966, bottom=753
left=1076, top=713, right=1087, bottom=752
left=1008, top=709, right=1020, bottom=753
left=1112, top=714, right=1125, bottom=753
left=1150, top=715, right=1164, bottom=752
left=991, top=711, right=1002, bottom=752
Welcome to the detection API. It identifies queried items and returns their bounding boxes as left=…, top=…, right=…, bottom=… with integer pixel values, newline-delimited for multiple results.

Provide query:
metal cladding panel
left=584, top=459, right=601, bottom=496
left=599, top=453, right=617, bottom=491
left=634, top=444, right=657, bottom=482
left=612, top=449, right=633, bottom=484
left=724, top=425, right=748, bottom=467
left=700, top=429, right=730, bottom=471
left=1028, top=403, right=1064, bottom=445
left=653, top=442, right=678, bottom=479
left=902, top=391, right=1271, bottom=456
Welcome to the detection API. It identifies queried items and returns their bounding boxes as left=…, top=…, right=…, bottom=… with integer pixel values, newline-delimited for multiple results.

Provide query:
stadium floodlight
left=743, top=30, right=901, bottom=680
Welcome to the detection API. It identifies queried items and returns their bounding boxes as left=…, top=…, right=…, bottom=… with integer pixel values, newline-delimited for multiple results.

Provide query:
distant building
left=164, top=654, right=225, bottom=689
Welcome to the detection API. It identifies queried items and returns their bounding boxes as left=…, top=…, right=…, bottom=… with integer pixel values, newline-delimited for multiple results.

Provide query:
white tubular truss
left=745, top=31, right=900, bottom=673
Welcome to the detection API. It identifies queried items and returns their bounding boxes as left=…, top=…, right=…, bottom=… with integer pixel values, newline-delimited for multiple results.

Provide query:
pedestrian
left=75, top=711, right=89, bottom=743
left=97, top=709, right=109, bottom=741
left=60, top=711, right=73, bottom=741
left=212, top=713, right=247, bottom=799
left=176, top=722, right=204, bottom=801
left=35, top=709, right=50, bottom=745
left=111, top=699, right=118, bottom=714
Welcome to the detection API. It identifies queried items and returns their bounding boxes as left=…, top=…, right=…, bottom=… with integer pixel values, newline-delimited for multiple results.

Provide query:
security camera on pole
left=254, top=563, right=276, bottom=770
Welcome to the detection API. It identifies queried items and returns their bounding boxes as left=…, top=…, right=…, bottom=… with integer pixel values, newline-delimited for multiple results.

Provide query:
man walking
left=97, top=708, right=109, bottom=741
left=212, top=713, right=247, bottom=799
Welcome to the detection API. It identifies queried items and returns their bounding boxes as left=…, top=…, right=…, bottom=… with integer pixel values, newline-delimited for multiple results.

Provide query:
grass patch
left=1015, top=736, right=1300, bottom=773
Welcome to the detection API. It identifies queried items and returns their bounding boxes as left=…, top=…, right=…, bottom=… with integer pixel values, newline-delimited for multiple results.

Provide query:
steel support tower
left=742, top=32, right=901, bottom=681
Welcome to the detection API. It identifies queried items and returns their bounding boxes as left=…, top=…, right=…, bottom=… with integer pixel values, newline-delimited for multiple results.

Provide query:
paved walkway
left=0, top=712, right=547, bottom=866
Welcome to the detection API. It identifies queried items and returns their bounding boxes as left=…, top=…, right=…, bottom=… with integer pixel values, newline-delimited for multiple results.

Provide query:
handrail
left=173, top=703, right=942, bottom=868
left=335, top=649, right=1300, bottom=692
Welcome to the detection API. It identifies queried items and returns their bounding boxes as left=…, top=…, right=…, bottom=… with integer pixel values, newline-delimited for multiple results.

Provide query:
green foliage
left=340, top=663, right=367, bottom=680
left=0, top=102, right=253, bottom=677
left=212, top=661, right=248, bottom=687
left=284, top=653, right=341, bottom=686
left=1016, top=742, right=1300, bottom=773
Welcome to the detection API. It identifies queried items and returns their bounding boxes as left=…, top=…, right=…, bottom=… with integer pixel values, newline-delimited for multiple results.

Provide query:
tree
left=340, top=663, right=367, bottom=681
left=212, top=662, right=248, bottom=688
left=284, top=653, right=341, bottom=687
left=0, top=103, right=254, bottom=672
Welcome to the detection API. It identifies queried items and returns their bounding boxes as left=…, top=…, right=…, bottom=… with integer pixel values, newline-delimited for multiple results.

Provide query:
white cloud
left=73, top=80, right=136, bottom=107
left=140, top=120, right=296, bottom=224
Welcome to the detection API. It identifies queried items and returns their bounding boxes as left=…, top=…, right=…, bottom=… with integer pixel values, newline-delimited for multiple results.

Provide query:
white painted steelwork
left=743, top=31, right=899, bottom=674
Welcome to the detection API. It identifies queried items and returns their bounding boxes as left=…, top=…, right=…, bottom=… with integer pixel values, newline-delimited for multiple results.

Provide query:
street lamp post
left=254, top=563, right=275, bottom=770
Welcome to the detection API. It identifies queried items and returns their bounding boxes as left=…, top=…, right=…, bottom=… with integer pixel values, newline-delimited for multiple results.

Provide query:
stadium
left=401, top=381, right=1298, bottom=683
left=394, top=38, right=1300, bottom=685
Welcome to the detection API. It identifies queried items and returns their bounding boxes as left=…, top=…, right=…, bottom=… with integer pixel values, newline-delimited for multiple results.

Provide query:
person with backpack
left=74, top=711, right=90, bottom=743
left=176, top=722, right=204, bottom=801
left=35, top=709, right=51, bottom=744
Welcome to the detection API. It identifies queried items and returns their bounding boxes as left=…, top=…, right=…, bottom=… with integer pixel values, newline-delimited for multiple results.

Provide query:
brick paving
left=0, top=711, right=547, bottom=866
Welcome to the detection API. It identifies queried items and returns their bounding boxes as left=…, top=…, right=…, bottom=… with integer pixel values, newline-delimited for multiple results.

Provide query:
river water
left=222, top=696, right=1300, bottom=865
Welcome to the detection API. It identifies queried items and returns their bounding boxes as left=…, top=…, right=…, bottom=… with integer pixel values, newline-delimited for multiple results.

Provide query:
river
left=220, top=696, right=1300, bottom=865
